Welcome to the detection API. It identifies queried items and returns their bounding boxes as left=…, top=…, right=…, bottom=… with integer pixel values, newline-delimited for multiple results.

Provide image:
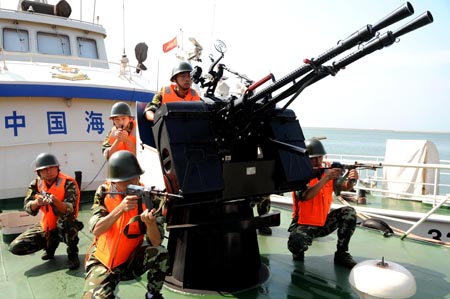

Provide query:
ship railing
left=325, top=154, right=450, bottom=207
left=1, top=50, right=143, bottom=76
left=0, top=6, right=105, bottom=29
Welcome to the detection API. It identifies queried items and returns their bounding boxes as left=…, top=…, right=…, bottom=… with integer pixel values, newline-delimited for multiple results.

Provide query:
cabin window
left=77, top=37, right=98, bottom=59
left=37, top=32, right=71, bottom=55
left=3, top=28, right=30, bottom=52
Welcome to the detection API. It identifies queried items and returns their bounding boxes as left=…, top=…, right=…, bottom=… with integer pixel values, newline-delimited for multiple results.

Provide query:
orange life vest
left=108, top=119, right=137, bottom=152
left=93, top=182, right=146, bottom=269
left=36, top=172, right=80, bottom=232
left=292, top=173, right=334, bottom=227
left=162, top=84, right=200, bottom=103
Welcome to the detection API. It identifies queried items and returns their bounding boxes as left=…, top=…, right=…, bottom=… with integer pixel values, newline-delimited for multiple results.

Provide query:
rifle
left=327, top=161, right=383, bottom=195
left=100, top=184, right=183, bottom=212
left=329, top=161, right=383, bottom=171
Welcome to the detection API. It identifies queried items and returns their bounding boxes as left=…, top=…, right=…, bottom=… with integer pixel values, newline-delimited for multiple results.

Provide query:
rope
left=337, top=196, right=450, bottom=247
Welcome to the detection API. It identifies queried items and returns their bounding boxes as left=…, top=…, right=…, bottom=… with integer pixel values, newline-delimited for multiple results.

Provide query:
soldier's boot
left=41, top=247, right=57, bottom=260
left=334, top=251, right=357, bottom=269
left=145, top=292, right=164, bottom=299
left=68, top=254, right=80, bottom=270
left=292, top=251, right=305, bottom=261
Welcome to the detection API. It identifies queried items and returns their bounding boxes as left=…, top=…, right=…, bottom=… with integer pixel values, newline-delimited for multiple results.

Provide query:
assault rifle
left=327, top=161, right=383, bottom=195
left=329, top=161, right=383, bottom=171
left=100, top=184, right=183, bottom=211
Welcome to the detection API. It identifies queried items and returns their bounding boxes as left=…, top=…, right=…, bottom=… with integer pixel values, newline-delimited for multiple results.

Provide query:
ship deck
left=1, top=199, right=449, bottom=299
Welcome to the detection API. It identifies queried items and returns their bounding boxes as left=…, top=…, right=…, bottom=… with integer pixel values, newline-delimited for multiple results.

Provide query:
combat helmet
left=35, top=152, right=59, bottom=171
left=107, top=150, right=144, bottom=182
left=110, top=102, right=133, bottom=118
left=305, top=138, right=327, bottom=158
left=170, top=61, right=193, bottom=82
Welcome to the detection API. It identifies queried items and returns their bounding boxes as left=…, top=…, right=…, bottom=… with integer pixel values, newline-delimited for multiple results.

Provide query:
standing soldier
left=83, top=150, right=169, bottom=299
left=102, top=101, right=137, bottom=159
left=9, top=152, right=83, bottom=270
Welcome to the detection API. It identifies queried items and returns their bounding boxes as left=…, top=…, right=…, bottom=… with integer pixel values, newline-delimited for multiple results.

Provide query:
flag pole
left=156, top=58, right=160, bottom=90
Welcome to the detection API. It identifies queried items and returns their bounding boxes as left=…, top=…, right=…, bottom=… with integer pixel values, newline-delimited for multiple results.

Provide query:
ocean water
left=302, top=127, right=450, bottom=161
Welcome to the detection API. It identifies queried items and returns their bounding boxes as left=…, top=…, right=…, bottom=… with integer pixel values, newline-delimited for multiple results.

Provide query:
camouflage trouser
left=287, top=206, right=356, bottom=254
left=83, top=244, right=169, bottom=299
left=8, top=217, right=83, bottom=257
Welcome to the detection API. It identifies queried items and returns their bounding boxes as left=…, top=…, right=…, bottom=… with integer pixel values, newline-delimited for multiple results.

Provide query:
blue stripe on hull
left=0, top=83, right=153, bottom=101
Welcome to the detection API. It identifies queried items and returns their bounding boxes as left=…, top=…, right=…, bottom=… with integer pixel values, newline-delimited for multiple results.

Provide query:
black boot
left=68, top=254, right=80, bottom=270
left=293, top=251, right=304, bottom=261
left=41, top=249, right=55, bottom=260
left=334, top=251, right=357, bottom=269
left=145, top=292, right=164, bottom=299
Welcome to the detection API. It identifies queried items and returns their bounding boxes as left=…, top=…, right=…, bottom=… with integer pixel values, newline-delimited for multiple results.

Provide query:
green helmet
left=170, top=61, right=193, bottom=82
left=107, top=150, right=144, bottom=182
left=305, top=138, right=327, bottom=158
left=110, top=102, right=133, bottom=118
left=35, top=152, right=59, bottom=171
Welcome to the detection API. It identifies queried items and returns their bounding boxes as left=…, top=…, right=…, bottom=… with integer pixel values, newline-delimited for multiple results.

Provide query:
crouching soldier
left=83, top=150, right=169, bottom=299
left=9, top=152, right=83, bottom=270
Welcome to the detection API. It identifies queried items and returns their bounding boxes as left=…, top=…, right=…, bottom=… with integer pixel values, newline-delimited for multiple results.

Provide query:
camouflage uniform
left=288, top=206, right=356, bottom=254
left=82, top=184, right=169, bottom=299
left=143, top=91, right=163, bottom=115
left=8, top=177, right=83, bottom=264
left=287, top=172, right=357, bottom=260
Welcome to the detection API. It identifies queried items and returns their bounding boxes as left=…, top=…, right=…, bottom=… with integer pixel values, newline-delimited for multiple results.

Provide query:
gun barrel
left=371, top=2, right=414, bottom=32
left=332, top=11, right=433, bottom=71
left=393, top=11, right=433, bottom=38
left=240, top=3, right=415, bottom=107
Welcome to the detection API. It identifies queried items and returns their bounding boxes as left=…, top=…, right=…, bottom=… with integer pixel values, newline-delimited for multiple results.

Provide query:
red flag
left=162, top=36, right=178, bottom=53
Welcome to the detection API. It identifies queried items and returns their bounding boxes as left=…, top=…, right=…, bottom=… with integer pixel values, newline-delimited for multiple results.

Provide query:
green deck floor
left=1, top=201, right=449, bottom=299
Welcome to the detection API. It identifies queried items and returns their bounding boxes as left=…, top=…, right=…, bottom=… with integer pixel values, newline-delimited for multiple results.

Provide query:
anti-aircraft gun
left=150, top=2, right=433, bottom=293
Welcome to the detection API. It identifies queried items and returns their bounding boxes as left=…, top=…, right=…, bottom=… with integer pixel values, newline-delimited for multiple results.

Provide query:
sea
left=302, top=127, right=450, bottom=161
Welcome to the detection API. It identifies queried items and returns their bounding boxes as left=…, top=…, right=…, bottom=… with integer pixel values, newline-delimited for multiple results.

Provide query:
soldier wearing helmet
left=287, top=138, right=359, bottom=269
left=143, top=61, right=201, bottom=122
left=102, top=101, right=137, bottom=159
left=83, top=150, right=169, bottom=299
left=9, top=152, right=83, bottom=270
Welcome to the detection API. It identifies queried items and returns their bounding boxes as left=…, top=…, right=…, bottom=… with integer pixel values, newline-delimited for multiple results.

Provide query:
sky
left=5, top=0, right=450, bottom=133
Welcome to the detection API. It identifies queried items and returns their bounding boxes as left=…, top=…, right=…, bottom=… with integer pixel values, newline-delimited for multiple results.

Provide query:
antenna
left=122, top=0, right=126, bottom=56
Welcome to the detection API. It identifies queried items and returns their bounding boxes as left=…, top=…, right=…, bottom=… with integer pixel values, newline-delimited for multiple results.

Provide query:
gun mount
left=150, top=2, right=433, bottom=294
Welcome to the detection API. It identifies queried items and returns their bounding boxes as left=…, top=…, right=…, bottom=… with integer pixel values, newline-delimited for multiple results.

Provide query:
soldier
left=83, top=150, right=169, bottom=299
left=143, top=61, right=201, bottom=123
left=102, top=101, right=137, bottom=159
left=9, top=152, right=83, bottom=270
left=287, top=138, right=358, bottom=269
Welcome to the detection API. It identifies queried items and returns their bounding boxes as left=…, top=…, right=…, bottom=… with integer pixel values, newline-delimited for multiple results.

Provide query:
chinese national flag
left=162, top=36, right=178, bottom=53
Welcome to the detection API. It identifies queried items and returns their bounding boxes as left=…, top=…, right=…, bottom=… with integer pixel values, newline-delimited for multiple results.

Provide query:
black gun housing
left=150, top=2, right=433, bottom=293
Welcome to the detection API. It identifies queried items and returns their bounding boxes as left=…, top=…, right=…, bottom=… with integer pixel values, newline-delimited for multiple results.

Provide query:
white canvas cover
left=382, top=139, right=440, bottom=198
